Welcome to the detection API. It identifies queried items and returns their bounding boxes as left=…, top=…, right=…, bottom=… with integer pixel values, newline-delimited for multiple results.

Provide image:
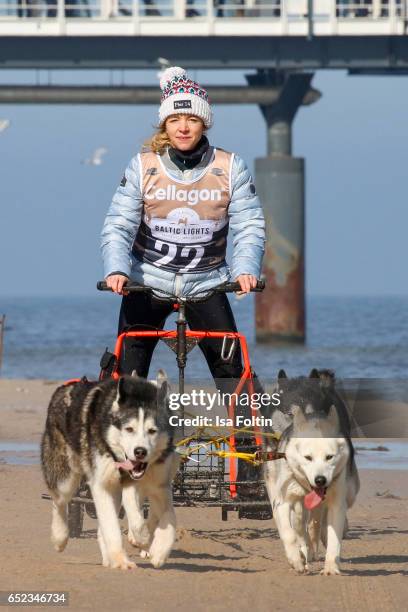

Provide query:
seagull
left=0, top=119, right=10, bottom=133
left=157, top=57, right=171, bottom=81
left=157, top=57, right=170, bottom=70
left=82, top=147, right=108, bottom=166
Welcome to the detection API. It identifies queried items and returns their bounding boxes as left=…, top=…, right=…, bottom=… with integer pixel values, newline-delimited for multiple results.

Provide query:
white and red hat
left=158, top=66, right=213, bottom=128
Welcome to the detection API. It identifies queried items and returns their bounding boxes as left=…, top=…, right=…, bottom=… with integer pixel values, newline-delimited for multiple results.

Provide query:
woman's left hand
left=235, top=274, right=258, bottom=294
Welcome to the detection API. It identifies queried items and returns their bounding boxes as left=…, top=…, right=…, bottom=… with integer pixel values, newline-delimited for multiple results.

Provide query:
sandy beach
left=0, top=380, right=407, bottom=611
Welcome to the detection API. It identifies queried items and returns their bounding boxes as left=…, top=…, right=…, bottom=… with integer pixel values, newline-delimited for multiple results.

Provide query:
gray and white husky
left=264, top=370, right=360, bottom=575
left=41, top=371, right=179, bottom=570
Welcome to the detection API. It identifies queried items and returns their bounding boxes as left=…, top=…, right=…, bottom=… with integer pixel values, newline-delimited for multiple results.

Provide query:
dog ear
left=113, top=376, right=127, bottom=412
left=156, top=369, right=168, bottom=387
left=277, top=369, right=288, bottom=392
left=327, top=405, right=340, bottom=432
left=156, top=369, right=169, bottom=407
left=84, top=385, right=102, bottom=417
left=309, top=368, right=320, bottom=379
left=292, top=405, right=307, bottom=431
left=318, top=369, right=335, bottom=389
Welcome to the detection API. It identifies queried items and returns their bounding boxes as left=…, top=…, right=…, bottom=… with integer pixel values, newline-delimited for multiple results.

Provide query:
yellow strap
left=208, top=449, right=260, bottom=465
left=174, top=409, right=281, bottom=464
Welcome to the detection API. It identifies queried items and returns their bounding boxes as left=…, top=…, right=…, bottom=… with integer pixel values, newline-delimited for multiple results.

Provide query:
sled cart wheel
left=68, top=500, right=84, bottom=538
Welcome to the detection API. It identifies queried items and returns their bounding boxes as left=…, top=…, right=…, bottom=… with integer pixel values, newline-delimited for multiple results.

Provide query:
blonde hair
left=143, top=116, right=208, bottom=155
left=143, top=124, right=172, bottom=155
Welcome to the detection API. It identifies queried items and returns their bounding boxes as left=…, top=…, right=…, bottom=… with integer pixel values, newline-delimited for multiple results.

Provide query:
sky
left=0, top=68, right=407, bottom=297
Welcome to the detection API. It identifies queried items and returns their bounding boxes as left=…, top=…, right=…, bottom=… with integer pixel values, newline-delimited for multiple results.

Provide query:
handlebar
left=97, top=281, right=146, bottom=292
left=96, top=279, right=265, bottom=300
left=218, top=280, right=265, bottom=293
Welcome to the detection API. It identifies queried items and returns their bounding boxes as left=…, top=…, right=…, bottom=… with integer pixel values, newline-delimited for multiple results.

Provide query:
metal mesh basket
left=173, top=437, right=272, bottom=520
left=173, top=437, right=230, bottom=506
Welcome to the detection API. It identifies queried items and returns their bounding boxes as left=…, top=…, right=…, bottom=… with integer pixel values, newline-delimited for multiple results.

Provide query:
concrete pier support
left=247, top=70, right=317, bottom=343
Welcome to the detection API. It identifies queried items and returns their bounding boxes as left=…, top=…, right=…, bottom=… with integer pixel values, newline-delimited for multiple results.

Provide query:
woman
left=101, top=66, right=265, bottom=382
left=101, top=67, right=268, bottom=517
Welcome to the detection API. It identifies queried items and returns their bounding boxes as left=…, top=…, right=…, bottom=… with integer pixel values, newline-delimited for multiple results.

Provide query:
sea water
left=1, top=294, right=407, bottom=380
left=1, top=295, right=407, bottom=469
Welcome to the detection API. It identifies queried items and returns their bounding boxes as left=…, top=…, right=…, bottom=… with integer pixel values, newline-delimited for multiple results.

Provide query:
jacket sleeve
left=228, top=154, right=266, bottom=279
left=100, top=155, right=143, bottom=278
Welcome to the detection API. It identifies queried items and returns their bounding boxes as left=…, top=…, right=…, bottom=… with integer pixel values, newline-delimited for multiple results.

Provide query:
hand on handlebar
left=105, top=274, right=129, bottom=296
left=97, top=277, right=264, bottom=298
left=235, top=274, right=258, bottom=295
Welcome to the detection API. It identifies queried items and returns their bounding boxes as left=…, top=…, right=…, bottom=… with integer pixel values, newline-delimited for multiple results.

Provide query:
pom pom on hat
left=159, top=66, right=186, bottom=91
left=158, top=65, right=213, bottom=128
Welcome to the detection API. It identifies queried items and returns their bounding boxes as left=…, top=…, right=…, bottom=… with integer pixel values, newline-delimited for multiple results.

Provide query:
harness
left=174, top=415, right=285, bottom=467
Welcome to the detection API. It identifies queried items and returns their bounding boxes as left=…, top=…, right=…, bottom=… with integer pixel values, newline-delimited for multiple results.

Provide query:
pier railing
left=0, top=1, right=407, bottom=35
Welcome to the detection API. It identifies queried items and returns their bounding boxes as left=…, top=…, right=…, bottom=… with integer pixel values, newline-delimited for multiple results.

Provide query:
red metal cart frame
left=111, top=328, right=263, bottom=498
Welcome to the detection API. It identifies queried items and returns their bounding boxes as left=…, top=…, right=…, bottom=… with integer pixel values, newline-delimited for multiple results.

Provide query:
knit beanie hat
left=158, top=67, right=213, bottom=128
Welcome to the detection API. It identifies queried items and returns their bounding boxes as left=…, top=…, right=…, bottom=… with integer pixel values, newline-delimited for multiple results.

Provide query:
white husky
left=264, top=406, right=359, bottom=575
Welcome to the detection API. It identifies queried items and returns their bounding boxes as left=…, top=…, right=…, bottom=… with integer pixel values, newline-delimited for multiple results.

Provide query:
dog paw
left=113, top=559, right=136, bottom=571
left=109, top=552, right=136, bottom=570
left=321, top=563, right=341, bottom=576
left=288, top=556, right=306, bottom=574
left=150, top=553, right=168, bottom=569
left=128, top=526, right=150, bottom=548
left=149, top=544, right=170, bottom=568
left=52, top=535, right=68, bottom=552
left=128, top=533, right=143, bottom=548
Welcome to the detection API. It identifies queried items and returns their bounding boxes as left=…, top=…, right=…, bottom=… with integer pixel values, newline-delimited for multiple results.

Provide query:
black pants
left=117, top=291, right=266, bottom=420
left=118, top=291, right=244, bottom=380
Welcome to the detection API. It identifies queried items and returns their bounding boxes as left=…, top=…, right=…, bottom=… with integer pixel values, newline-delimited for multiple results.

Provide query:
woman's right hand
left=105, top=274, right=129, bottom=295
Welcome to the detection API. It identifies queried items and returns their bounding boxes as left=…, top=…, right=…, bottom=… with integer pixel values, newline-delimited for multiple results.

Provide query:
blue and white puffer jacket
left=101, top=147, right=265, bottom=297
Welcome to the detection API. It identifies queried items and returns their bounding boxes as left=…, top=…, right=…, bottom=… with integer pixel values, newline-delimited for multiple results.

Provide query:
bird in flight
left=157, top=57, right=170, bottom=81
left=0, top=119, right=10, bottom=132
left=82, top=147, right=108, bottom=166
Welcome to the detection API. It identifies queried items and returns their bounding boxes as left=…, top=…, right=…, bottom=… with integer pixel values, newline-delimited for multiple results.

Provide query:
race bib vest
left=132, top=149, right=233, bottom=273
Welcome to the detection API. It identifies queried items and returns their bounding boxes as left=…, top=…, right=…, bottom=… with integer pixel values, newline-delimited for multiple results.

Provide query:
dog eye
left=148, top=428, right=157, bottom=435
left=326, top=454, right=333, bottom=461
left=304, top=455, right=313, bottom=461
left=125, top=426, right=134, bottom=433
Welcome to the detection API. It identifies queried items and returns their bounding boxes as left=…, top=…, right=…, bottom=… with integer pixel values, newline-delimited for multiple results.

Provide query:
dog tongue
left=115, top=459, right=136, bottom=471
left=304, top=488, right=325, bottom=510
